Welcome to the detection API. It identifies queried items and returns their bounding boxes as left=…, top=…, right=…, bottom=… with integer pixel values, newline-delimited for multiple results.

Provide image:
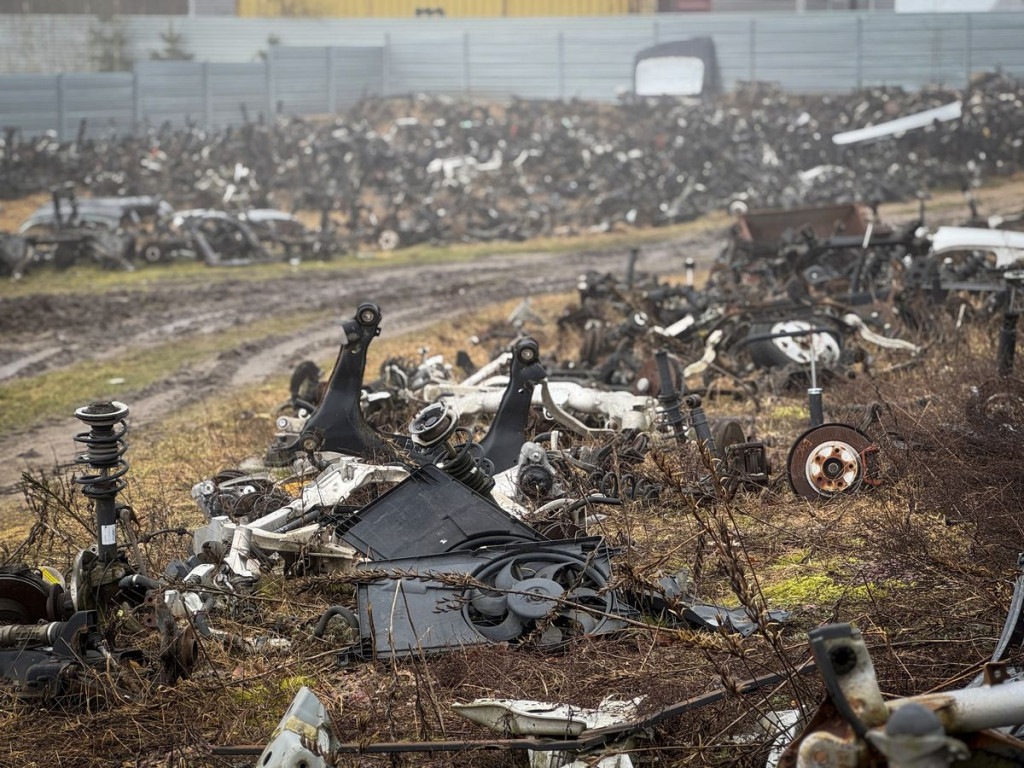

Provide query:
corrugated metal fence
left=0, top=46, right=384, bottom=138
left=1, top=12, right=1023, bottom=138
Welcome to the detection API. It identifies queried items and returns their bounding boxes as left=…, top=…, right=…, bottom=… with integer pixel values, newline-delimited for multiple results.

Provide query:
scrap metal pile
left=2, top=72, right=1024, bottom=268
left=0, top=184, right=337, bottom=277
left=3, top=190, right=1024, bottom=766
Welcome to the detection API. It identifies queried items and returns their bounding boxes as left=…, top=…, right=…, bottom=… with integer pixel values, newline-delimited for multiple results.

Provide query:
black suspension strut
left=654, top=349, right=686, bottom=444
left=684, top=394, right=719, bottom=460
left=410, top=402, right=495, bottom=495
left=74, top=401, right=130, bottom=563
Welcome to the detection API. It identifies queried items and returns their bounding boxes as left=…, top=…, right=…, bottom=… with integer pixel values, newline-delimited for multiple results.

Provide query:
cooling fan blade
left=556, top=587, right=609, bottom=638
left=473, top=611, right=524, bottom=642
left=469, top=588, right=508, bottom=617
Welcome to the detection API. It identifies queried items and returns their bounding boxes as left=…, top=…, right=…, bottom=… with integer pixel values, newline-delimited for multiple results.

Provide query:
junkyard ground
left=1, top=180, right=1023, bottom=767
left=2, top=178, right=1023, bottom=504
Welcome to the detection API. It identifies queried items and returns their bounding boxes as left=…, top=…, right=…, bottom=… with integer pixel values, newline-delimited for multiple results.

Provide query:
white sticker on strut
left=101, top=524, right=116, bottom=546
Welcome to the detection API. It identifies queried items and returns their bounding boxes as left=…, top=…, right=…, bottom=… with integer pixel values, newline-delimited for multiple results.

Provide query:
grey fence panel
left=274, top=47, right=330, bottom=115
left=64, top=72, right=134, bottom=137
left=563, top=28, right=657, bottom=99
left=0, top=74, right=59, bottom=136
left=968, top=14, right=1024, bottom=75
left=388, top=33, right=466, bottom=95
left=4, top=12, right=1024, bottom=138
left=752, top=16, right=858, bottom=91
left=333, top=47, right=384, bottom=108
left=466, top=33, right=560, bottom=99
left=209, top=62, right=268, bottom=125
left=860, top=14, right=968, bottom=88
left=135, top=60, right=205, bottom=128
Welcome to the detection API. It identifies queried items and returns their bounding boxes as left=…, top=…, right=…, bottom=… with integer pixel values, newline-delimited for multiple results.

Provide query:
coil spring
left=439, top=427, right=495, bottom=495
left=73, top=401, right=130, bottom=499
left=410, top=402, right=495, bottom=495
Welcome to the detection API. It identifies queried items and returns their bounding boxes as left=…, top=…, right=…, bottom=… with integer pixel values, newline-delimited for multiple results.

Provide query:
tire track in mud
left=0, top=236, right=717, bottom=495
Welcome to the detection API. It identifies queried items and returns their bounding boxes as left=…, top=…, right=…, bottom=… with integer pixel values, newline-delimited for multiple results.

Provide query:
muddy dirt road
left=3, top=176, right=1022, bottom=499
left=0, top=233, right=719, bottom=493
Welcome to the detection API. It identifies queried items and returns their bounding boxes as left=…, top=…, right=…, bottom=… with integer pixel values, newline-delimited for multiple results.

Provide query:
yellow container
left=237, top=0, right=653, bottom=17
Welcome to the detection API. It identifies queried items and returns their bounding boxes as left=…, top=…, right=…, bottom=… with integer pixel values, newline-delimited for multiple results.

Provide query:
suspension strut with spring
left=74, top=401, right=130, bottom=563
left=654, top=349, right=687, bottom=444
left=410, top=402, right=495, bottom=495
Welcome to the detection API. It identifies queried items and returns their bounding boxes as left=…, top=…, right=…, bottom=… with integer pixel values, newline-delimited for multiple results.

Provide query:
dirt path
left=0, top=234, right=718, bottom=494
left=6, top=174, right=1019, bottom=497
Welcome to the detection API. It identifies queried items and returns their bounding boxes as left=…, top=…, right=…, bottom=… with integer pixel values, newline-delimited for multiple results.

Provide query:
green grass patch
left=0, top=308, right=330, bottom=434
left=767, top=404, right=808, bottom=421
left=761, top=573, right=872, bottom=606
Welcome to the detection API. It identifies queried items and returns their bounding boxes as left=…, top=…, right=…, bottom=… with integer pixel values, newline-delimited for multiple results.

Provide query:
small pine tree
left=89, top=16, right=131, bottom=72
left=150, top=23, right=194, bottom=61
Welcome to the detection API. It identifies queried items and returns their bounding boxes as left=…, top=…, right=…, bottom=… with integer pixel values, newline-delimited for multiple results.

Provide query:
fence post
left=382, top=33, right=391, bottom=97
left=748, top=19, right=757, bottom=82
left=55, top=74, right=66, bottom=142
left=462, top=32, right=471, bottom=97
left=557, top=32, right=566, bottom=100
left=132, top=67, right=142, bottom=134
left=265, top=46, right=276, bottom=120
left=856, top=16, right=863, bottom=89
left=964, top=13, right=973, bottom=88
left=326, top=47, right=337, bottom=114
left=202, top=62, right=212, bottom=127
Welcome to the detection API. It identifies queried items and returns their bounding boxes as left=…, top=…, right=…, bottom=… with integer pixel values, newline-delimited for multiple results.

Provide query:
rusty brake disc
left=787, top=422, right=873, bottom=500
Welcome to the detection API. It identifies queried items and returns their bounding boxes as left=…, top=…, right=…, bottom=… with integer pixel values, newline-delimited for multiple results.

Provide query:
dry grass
left=1, top=290, right=1022, bottom=767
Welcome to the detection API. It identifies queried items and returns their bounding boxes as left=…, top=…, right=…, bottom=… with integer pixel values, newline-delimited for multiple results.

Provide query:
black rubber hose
left=313, top=605, right=359, bottom=638
left=192, top=612, right=213, bottom=639
left=119, top=574, right=163, bottom=591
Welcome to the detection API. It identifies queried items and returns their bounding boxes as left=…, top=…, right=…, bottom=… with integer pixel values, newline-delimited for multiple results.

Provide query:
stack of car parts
left=4, top=74, right=1024, bottom=252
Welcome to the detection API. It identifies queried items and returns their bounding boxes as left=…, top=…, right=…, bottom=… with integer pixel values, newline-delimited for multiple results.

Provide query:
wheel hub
left=506, top=577, right=563, bottom=620
left=788, top=423, right=873, bottom=500
left=805, top=440, right=860, bottom=494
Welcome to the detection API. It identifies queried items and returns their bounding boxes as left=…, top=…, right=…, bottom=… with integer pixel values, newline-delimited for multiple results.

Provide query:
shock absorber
left=410, top=402, right=495, bottom=495
left=74, top=401, right=130, bottom=563
left=654, top=349, right=686, bottom=444
left=684, top=394, right=719, bottom=460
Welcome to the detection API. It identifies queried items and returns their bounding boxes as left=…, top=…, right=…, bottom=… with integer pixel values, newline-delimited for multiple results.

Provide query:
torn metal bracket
left=453, top=696, right=642, bottom=737
left=257, top=686, right=335, bottom=768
